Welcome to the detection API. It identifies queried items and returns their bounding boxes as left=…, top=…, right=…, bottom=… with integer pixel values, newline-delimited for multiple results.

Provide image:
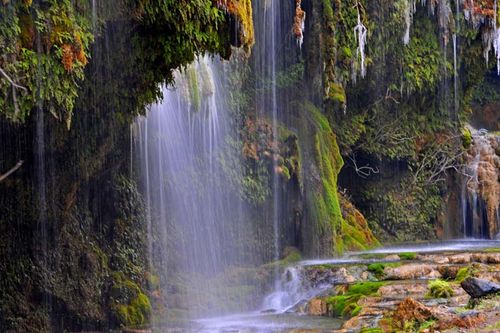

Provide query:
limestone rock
left=307, top=298, right=327, bottom=316
left=384, top=264, right=441, bottom=280
left=461, top=277, right=500, bottom=298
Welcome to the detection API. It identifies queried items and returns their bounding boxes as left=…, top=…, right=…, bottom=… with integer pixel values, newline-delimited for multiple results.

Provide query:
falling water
left=136, top=57, right=258, bottom=324
left=460, top=127, right=500, bottom=239
left=270, top=0, right=281, bottom=293
left=262, top=266, right=332, bottom=313
left=35, top=106, right=49, bottom=309
left=453, top=0, right=460, bottom=120
left=252, top=0, right=282, bottom=265
left=453, top=33, right=459, bottom=117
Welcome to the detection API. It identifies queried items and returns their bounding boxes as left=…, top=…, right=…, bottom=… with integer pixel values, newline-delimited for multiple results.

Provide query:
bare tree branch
left=1, top=67, right=28, bottom=116
left=348, top=153, right=379, bottom=178
left=0, top=160, right=24, bottom=183
left=0, top=67, right=27, bottom=92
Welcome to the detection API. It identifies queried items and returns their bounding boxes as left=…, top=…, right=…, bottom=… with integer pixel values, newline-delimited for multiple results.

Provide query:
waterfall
left=460, top=127, right=500, bottom=239
left=261, top=266, right=332, bottom=313
left=252, top=0, right=283, bottom=264
left=136, top=56, right=260, bottom=323
left=35, top=106, right=50, bottom=309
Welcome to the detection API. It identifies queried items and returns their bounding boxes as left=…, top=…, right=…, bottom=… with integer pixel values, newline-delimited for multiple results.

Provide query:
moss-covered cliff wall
left=313, top=0, right=499, bottom=241
left=0, top=0, right=251, bottom=331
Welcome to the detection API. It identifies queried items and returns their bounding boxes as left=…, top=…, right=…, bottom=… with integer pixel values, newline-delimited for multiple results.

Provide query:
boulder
left=392, top=298, right=434, bottom=328
left=448, top=254, right=471, bottom=264
left=438, top=265, right=461, bottom=280
left=384, top=264, right=441, bottom=280
left=461, top=277, right=500, bottom=298
left=307, top=298, right=327, bottom=316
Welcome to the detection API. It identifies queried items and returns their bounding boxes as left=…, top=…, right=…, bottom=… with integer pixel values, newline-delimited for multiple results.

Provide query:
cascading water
left=261, top=266, right=332, bottom=314
left=136, top=56, right=263, bottom=325
left=460, top=127, right=500, bottom=239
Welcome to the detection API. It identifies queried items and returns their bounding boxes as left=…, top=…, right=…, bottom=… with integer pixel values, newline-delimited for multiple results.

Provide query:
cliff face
left=0, top=0, right=498, bottom=330
left=0, top=1, right=248, bottom=331
left=304, top=0, right=499, bottom=242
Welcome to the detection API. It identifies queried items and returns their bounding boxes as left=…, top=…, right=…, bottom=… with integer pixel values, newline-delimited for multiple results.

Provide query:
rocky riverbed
left=294, top=247, right=500, bottom=332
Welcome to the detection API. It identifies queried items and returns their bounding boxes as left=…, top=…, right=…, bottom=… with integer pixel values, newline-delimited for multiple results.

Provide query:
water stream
left=460, top=127, right=499, bottom=239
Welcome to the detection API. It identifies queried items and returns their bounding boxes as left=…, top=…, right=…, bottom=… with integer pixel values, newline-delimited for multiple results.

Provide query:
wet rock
left=448, top=254, right=471, bottom=264
left=438, top=265, right=460, bottom=279
left=419, top=254, right=449, bottom=264
left=306, top=298, right=327, bottom=316
left=471, top=252, right=500, bottom=264
left=461, top=277, right=500, bottom=298
left=476, top=268, right=500, bottom=282
left=384, top=264, right=441, bottom=280
left=392, top=298, right=434, bottom=329
left=378, top=283, right=427, bottom=298
left=336, top=267, right=356, bottom=283
left=392, top=297, right=486, bottom=331
left=436, top=310, right=486, bottom=330
left=384, top=254, right=400, bottom=261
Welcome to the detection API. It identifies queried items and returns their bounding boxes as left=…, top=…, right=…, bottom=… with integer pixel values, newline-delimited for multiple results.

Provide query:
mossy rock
left=326, top=281, right=385, bottom=317
left=367, top=262, right=400, bottom=279
left=111, top=272, right=151, bottom=326
left=398, top=252, right=417, bottom=260
left=327, top=82, right=347, bottom=104
left=455, top=264, right=479, bottom=283
left=427, top=279, right=454, bottom=298
left=462, top=127, right=473, bottom=148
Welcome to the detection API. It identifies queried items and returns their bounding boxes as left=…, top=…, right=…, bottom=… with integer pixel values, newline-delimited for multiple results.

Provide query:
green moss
left=398, top=252, right=417, bottom=260
left=462, top=127, right=472, bottom=148
left=483, top=248, right=500, bottom=253
left=282, top=247, right=302, bottom=263
left=360, top=328, right=383, bottom=333
left=111, top=272, right=151, bottom=326
left=455, top=265, right=479, bottom=283
left=326, top=281, right=385, bottom=317
left=304, top=102, right=344, bottom=254
left=186, top=65, right=201, bottom=112
left=367, top=262, right=400, bottom=278
left=427, top=279, right=454, bottom=298
left=131, top=293, right=152, bottom=317
left=145, top=273, right=160, bottom=290
left=327, top=82, right=347, bottom=104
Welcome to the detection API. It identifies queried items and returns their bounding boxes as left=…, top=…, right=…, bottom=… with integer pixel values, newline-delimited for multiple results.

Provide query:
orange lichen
left=61, top=44, right=74, bottom=71
left=464, top=0, right=495, bottom=18
left=60, top=33, right=87, bottom=72
left=293, top=0, right=306, bottom=43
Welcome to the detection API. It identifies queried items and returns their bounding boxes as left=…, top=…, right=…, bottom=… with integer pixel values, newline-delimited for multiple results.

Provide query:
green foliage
left=276, top=61, right=305, bottom=88
left=362, top=179, right=441, bottom=242
left=427, top=279, right=454, bottom=298
left=321, top=0, right=368, bottom=107
left=326, top=281, right=385, bottom=317
left=0, top=0, right=93, bottom=124
left=401, top=15, right=449, bottom=93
